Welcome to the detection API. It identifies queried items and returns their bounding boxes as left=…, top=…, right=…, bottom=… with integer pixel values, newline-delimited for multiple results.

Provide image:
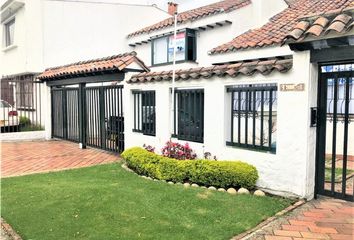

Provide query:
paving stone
left=1, top=141, right=120, bottom=177
left=238, top=197, right=354, bottom=240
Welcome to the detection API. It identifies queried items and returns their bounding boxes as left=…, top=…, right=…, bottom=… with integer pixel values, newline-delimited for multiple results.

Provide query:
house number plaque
left=280, top=83, right=305, bottom=91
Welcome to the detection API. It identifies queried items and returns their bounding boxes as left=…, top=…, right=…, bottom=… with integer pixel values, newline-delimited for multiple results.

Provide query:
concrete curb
left=1, top=217, right=22, bottom=240
left=231, top=199, right=306, bottom=240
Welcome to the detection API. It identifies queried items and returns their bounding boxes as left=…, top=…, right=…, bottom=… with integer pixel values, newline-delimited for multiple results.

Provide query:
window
left=322, top=64, right=354, bottom=119
left=16, top=75, right=34, bottom=109
left=226, top=84, right=278, bottom=153
left=173, top=89, right=204, bottom=143
left=152, top=29, right=196, bottom=66
left=132, top=90, right=156, bottom=136
left=4, top=18, right=15, bottom=47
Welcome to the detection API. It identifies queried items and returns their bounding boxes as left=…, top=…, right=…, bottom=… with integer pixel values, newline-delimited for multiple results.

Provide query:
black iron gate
left=85, top=86, right=124, bottom=152
left=316, top=63, right=354, bottom=201
left=51, top=88, right=79, bottom=142
left=51, top=85, right=124, bottom=153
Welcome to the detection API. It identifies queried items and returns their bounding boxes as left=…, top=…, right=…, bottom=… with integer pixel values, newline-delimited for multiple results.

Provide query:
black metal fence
left=316, top=63, right=353, bottom=201
left=0, top=74, right=44, bottom=133
left=132, top=90, right=156, bottom=136
left=51, top=85, right=124, bottom=153
left=173, top=89, right=204, bottom=143
left=226, top=84, right=277, bottom=152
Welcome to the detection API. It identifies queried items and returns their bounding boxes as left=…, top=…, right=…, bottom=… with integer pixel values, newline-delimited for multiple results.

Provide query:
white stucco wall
left=123, top=50, right=317, bottom=199
left=0, top=130, right=46, bottom=141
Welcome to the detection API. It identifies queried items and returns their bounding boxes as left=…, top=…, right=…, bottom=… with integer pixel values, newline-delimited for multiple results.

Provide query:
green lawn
left=1, top=163, right=292, bottom=240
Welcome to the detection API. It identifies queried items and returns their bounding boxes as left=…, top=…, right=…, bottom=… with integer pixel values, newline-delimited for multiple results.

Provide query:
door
left=51, top=85, right=124, bottom=153
left=316, top=63, right=354, bottom=201
left=51, top=87, right=79, bottom=142
left=85, top=85, right=124, bottom=153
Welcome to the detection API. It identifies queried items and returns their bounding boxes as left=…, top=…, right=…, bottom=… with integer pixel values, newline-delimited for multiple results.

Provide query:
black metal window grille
left=132, top=90, right=156, bottom=136
left=326, top=77, right=354, bottom=120
left=173, top=89, right=204, bottom=143
left=226, top=84, right=277, bottom=153
left=16, top=75, right=34, bottom=109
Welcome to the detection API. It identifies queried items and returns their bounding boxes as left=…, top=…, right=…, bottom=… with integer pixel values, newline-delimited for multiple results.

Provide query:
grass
left=1, top=163, right=292, bottom=240
left=20, top=124, right=44, bottom=132
left=325, top=167, right=354, bottom=182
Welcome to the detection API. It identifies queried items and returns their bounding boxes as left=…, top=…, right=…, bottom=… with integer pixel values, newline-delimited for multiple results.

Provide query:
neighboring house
left=0, top=0, right=168, bottom=131
left=36, top=0, right=354, bottom=201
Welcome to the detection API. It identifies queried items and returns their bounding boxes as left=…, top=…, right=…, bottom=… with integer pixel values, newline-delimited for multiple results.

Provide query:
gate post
left=78, top=83, right=86, bottom=149
left=99, top=87, right=106, bottom=150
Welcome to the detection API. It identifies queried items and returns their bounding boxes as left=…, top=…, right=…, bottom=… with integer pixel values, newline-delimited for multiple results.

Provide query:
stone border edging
left=1, top=217, right=22, bottom=240
left=121, top=164, right=265, bottom=196
left=230, top=199, right=306, bottom=240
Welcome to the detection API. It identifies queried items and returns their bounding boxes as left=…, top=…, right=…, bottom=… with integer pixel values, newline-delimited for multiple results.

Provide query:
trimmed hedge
left=121, top=147, right=258, bottom=189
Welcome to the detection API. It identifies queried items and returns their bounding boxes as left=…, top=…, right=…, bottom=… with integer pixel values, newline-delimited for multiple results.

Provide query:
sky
left=0, top=0, right=220, bottom=12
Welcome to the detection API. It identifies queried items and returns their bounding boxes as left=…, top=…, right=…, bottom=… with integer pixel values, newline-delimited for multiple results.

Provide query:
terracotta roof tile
left=37, top=52, right=149, bottom=81
left=283, top=7, right=354, bottom=43
left=127, top=0, right=251, bottom=38
left=128, top=57, right=292, bottom=84
left=210, top=0, right=353, bottom=54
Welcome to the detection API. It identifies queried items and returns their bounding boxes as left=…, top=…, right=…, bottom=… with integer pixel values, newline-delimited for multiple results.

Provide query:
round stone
left=227, top=188, right=237, bottom=195
left=238, top=188, right=250, bottom=194
left=218, top=188, right=226, bottom=192
left=146, top=177, right=153, bottom=180
left=168, top=181, right=174, bottom=185
left=153, top=179, right=159, bottom=181
left=183, top=183, right=190, bottom=187
left=254, top=190, right=266, bottom=196
left=176, top=182, right=182, bottom=185
left=208, top=186, right=216, bottom=191
left=200, top=186, right=207, bottom=189
left=191, top=183, right=199, bottom=187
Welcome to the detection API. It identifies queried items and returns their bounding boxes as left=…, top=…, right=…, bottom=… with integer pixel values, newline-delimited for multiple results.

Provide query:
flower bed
left=121, top=147, right=258, bottom=189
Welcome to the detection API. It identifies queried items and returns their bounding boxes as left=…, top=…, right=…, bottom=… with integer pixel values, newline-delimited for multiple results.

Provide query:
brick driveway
left=1, top=140, right=120, bottom=178
left=245, top=197, right=354, bottom=240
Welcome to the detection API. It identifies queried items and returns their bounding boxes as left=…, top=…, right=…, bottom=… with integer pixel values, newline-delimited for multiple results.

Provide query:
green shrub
left=19, top=116, right=31, bottom=125
left=121, top=147, right=258, bottom=189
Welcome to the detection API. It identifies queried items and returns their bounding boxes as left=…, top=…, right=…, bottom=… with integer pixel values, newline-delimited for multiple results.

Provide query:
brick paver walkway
left=1, top=140, right=120, bottom=177
left=244, top=197, right=354, bottom=240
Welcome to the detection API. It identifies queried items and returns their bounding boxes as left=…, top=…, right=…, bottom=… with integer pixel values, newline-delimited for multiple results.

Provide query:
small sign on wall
left=280, top=83, right=305, bottom=92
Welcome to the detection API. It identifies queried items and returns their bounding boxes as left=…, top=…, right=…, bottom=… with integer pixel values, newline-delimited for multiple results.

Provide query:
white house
left=125, top=0, right=354, bottom=200
left=0, top=0, right=168, bottom=134
left=22, top=0, right=354, bottom=201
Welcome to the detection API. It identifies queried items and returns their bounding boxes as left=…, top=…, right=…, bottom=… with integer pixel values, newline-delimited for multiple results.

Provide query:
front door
left=316, top=63, right=354, bottom=201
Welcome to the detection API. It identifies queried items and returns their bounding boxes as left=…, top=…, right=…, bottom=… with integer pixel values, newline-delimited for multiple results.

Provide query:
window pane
left=153, top=37, right=168, bottom=65
left=168, top=32, right=186, bottom=62
left=5, top=19, right=15, bottom=46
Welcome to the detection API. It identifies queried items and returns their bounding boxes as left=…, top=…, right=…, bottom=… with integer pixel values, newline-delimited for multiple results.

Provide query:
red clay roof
left=127, top=0, right=251, bottom=38
left=210, top=0, right=354, bottom=54
left=38, top=52, right=149, bottom=80
left=283, top=7, right=354, bottom=43
left=128, top=57, right=292, bottom=84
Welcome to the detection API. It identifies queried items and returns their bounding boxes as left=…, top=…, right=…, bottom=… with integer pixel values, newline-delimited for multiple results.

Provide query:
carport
left=37, top=51, right=149, bottom=153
